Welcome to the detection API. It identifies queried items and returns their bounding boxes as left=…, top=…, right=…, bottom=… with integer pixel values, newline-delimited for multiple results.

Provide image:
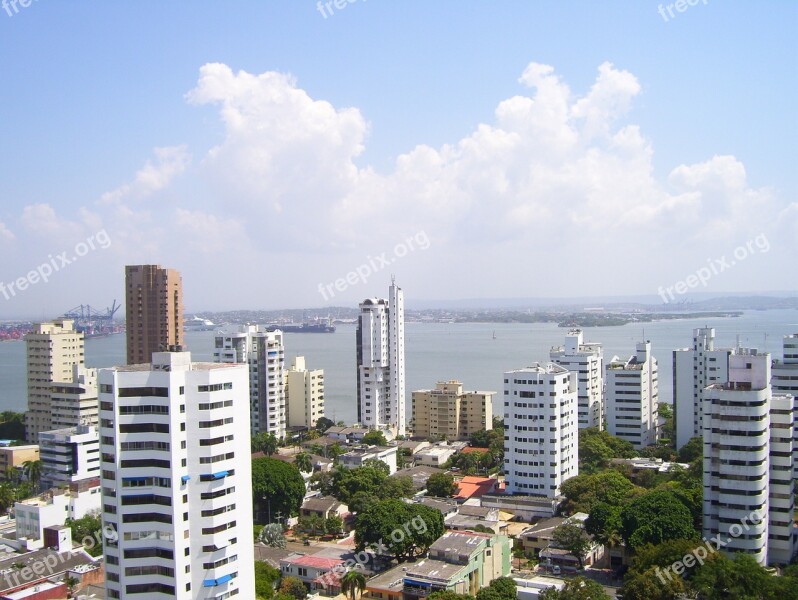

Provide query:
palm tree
left=294, top=452, right=313, bottom=474
left=341, top=568, right=366, bottom=600
left=4, top=466, right=17, bottom=485
left=22, top=460, right=42, bottom=494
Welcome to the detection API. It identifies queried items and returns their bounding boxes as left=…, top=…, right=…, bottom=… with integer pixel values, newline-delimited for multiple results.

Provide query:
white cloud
left=100, top=145, right=191, bottom=205
left=0, top=220, right=13, bottom=242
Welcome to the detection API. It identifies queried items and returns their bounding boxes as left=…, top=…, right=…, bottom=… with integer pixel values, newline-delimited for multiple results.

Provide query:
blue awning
left=181, top=475, right=190, bottom=483
left=404, top=579, right=431, bottom=587
left=122, top=477, right=147, bottom=482
left=216, top=574, right=233, bottom=585
left=212, top=471, right=228, bottom=480
left=203, top=579, right=217, bottom=588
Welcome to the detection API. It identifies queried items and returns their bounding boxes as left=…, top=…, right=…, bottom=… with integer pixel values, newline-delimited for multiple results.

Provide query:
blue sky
left=0, top=1, right=795, bottom=317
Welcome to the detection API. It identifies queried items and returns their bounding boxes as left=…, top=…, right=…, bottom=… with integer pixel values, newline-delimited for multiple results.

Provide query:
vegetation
left=328, top=465, right=414, bottom=505
left=294, top=452, right=313, bottom=474
left=355, top=499, right=444, bottom=561
left=677, top=436, right=703, bottom=463
left=551, top=523, right=592, bottom=569
left=578, top=428, right=637, bottom=474
left=425, top=472, right=457, bottom=497
left=0, top=412, right=25, bottom=441
left=620, top=490, right=698, bottom=550
left=279, top=576, right=308, bottom=600
left=559, top=469, right=640, bottom=515
left=251, top=457, right=306, bottom=524
left=315, top=417, right=335, bottom=433
left=258, top=523, right=287, bottom=548
left=539, top=577, right=611, bottom=599
left=254, top=562, right=281, bottom=599
left=341, top=569, right=367, bottom=600
left=65, top=512, right=103, bottom=557
left=361, top=430, right=388, bottom=446
left=428, top=592, right=474, bottom=600
left=476, top=577, right=517, bottom=600
left=252, top=432, right=280, bottom=456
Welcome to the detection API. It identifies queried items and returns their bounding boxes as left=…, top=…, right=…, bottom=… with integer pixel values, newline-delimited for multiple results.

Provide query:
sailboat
left=492, top=330, right=497, bottom=340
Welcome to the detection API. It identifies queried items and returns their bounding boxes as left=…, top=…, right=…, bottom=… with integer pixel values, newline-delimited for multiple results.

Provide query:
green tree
left=691, top=552, right=779, bottom=600
left=677, top=436, right=703, bottom=463
left=426, top=472, right=457, bottom=497
left=65, top=512, right=103, bottom=557
left=330, top=465, right=387, bottom=503
left=325, top=514, right=344, bottom=535
left=362, top=458, right=390, bottom=476
left=476, top=589, right=503, bottom=600
left=538, top=577, right=611, bottom=600
left=349, top=490, right=377, bottom=514
left=620, top=490, right=697, bottom=550
left=252, top=433, right=279, bottom=456
left=251, top=457, right=306, bottom=524
left=341, top=569, right=367, bottom=600
left=560, top=470, right=639, bottom=515
left=315, top=417, right=335, bottom=433
left=551, top=523, right=592, bottom=569
left=362, top=430, right=388, bottom=446
left=485, top=577, right=516, bottom=600
left=0, top=412, right=25, bottom=440
left=378, top=475, right=415, bottom=500
left=254, top=561, right=280, bottom=599
left=21, top=460, right=42, bottom=493
left=585, top=502, right=623, bottom=548
left=279, top=576, right=308, bottom=600
left=579, top=428, right=637, bottom=473
left=355, top=499, right=444, bottom=561
left=253, top=524, right=264, bottom=542
left=294, top=452, right=313, bottom=474
left=620, top=568, right=688, bottom=600
left=428, top=592, right=474, bottom=600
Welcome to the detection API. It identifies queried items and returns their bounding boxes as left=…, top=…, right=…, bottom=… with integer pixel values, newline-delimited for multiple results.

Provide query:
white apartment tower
left=605, top=341, right=659, bottom=449
left=673, top=328, right=733, bottom=449
left=39, top=424, right=100, bottom=489
left=356, top=281, right=406, bottom=435
left=286, top=356, right=325, bottom=429
left=550, top=329, right=603, bottom=429
left=214, top=325, right=286, bottom=438
left=99, top=351, right=255, bottom=599
left=503, top=363, right=578, bottom=497
left=50, top=364, right=99, bottom=430
left=703, top=350, right=797, bottom=566
left=25, top=319, right=85, bottom=444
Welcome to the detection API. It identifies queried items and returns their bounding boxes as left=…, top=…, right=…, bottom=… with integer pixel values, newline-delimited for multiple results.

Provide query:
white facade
left=356, top=281, right=406, bottom=435
left=550, top=330, right=603, bottom=429
left=99, top=351, right=255, bottom=599
left=503, top=363, right=578, bottom=498
left=673, top=328, right=733, bottom=449
left=51, top=364, right=99, bottom=430
left=605, top=342, right=659, bottom=449
left=703, top=350, right=798, bottom=566
left=286, top=356, right=325, bottom=429
left=15, top=483, right=102, bottom=546
left=214, top=325, right=286, bottom=438
left=338, top=445, right=398, bottom=475
left=39, top=424, right=100, bottom=488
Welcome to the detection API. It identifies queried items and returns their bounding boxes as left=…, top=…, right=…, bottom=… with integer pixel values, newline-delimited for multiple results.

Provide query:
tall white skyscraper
left=550, top=329, right=603, bottom=429
left=356, top=281, right=406, bottom=435
left=503, top=363, right=578, bottom=497
left=99, top=351, right=255, bottom=599
left=702, top=349, right=797, bottom=566
left=673, top=327, right=734, bottom=449
left=605, top=341, right=659, bottom=449
left=214, top=325, right=286, bottom=438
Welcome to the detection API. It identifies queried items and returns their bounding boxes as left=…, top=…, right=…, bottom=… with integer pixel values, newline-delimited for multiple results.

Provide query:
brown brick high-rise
left=125, top=265, right=184, bottom=364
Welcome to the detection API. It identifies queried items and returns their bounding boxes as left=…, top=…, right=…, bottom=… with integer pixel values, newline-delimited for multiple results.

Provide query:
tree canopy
left=252, top=457, right=306, bottom=523
left=426, top=472, right=457, bottom=497
left=361, top=430, right=388, bottom=446
left=354, top=499, right=444, bottom=561
left=620, top=490, right=698, bottom=550
left=539, top=577, right=611, bottom=600
left=551, top=523, right=592, bottom=569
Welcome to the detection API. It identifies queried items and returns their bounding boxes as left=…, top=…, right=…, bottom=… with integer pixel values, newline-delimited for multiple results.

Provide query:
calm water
left=1, top=310, right=796, bottom=424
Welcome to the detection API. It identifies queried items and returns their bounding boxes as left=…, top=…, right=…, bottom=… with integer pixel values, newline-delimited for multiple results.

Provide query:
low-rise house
left=324, top=427, right=369, bottom=444
left=454, top=476, right=499, bottom=501
left=281, top=553, right=347, bottom=595
left=300, top=496, right=349, bottom=521
left=391, top=466, right=445, bottom=492
left=481, top=494, right=559, bottom=520
left=339, top=446, right=398, bottom=475
left=446, top=505, right=504, bottom=534
left=0, top=547, right=100, bottom=598
left=519, top=513, right=588, bottom=556
left=417, top=497, right=459, bottom=518
left=362, top=564, right=406, bottom=600
left=402, top=531, right=511, bottom=597
left=397, top=440, right=431, bottom=456
left=415, top=446, right=457, bottom=468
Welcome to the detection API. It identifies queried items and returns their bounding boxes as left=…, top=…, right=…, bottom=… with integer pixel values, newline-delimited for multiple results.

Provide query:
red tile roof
left=454, top=476, right=498, bottom=499
left=288, top=555, right=345, bottom=570
left=460, top=447, right=489, bottom=454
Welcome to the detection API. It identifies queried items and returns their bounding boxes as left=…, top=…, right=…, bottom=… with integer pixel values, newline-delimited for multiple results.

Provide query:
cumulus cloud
left=100, top=145, right=191, bottom=205
left=0, top=220, right=13, bottom=242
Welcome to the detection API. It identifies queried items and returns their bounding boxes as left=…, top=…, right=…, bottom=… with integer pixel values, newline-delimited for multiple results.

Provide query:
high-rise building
left=503, top=363, right=578, bottom=498
left=286, top=356, right=325, bottom=429
left=550, top=329, right=603, bottom=429
left=39, top=424, right=100, bottom=489
left=25, top=319, right=85, bottom=444
left=214, top=325, right=286, bottom=438
left=702, top=350, right=798, bottom=566
left=673, top=328, right=734, bottom=449
left=125, top=264, right=184, bottom=365
left=605, top=341, right=659, bottom=449
left=50, top=364, right=99, bottom=430
left=99, top=351, right=255, bottom=599
left=356, top=281, right=406, bottom=435
left=411, top=381, right=494, bottom=441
